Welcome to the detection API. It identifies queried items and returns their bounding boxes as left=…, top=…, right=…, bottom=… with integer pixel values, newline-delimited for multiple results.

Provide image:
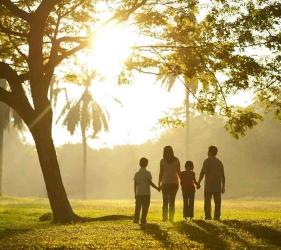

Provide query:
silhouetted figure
left=134, top=157, right=159, bottom=226
left=158, top=146, right=181, bottom=222
left=198, top=146, right=225, bottom=220
left=180, top=161, right=200, bottom=221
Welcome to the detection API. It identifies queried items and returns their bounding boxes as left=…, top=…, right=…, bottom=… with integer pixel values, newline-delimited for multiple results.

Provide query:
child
left=133, top=157, right=159, bottom=226
left=180, top=161, right=200, bottom=221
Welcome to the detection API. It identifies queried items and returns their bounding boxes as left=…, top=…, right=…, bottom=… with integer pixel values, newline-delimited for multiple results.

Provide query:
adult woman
left=158, top=146, right=181, bottom=222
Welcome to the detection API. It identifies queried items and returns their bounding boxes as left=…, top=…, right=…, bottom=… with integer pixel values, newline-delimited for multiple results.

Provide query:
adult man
left=198, top=146, right=225, bottom=220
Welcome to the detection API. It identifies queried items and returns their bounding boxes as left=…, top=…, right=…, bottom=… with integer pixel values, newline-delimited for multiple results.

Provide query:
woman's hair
left=163, top=145, right=175, bottom=163
left=185, top=161, right=194, bottom=170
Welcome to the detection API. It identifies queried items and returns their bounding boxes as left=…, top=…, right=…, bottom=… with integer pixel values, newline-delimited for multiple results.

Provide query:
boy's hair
left=208, top=145, right=218, bottom=156
left=139, top=157, right=148, bottom=168
left=185, top=161, right=194, bottom=170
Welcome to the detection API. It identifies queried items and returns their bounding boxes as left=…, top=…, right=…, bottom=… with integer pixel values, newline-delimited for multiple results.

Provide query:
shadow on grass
left=0, top=228, right=31, bottom=240
left=39, top=213, right=133, bottom=223
left=85, top=215, right=133, bottom=222
left=175, top=220, right=229, bottom=249
left=195, top=220, right=254, bottom=249
left=141, top=223, right=173, bottom=249
left=222, top=220, right=281, bottom=247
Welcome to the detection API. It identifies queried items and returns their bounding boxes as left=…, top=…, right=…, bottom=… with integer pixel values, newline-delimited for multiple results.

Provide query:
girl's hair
left=163, top=145, right=175, bottom=164
left=185, top=161, right=194, bottom=170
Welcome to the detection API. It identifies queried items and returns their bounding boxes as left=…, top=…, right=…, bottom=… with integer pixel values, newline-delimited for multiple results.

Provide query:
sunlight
left=89, top=24, right=135, bottom=76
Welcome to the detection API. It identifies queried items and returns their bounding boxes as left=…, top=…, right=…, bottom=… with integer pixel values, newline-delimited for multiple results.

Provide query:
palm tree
left=0, top=79, right=23, bottom=196
left=159, top=75, right=199, bottom=158
left=57, top=75, right=109, bottom=199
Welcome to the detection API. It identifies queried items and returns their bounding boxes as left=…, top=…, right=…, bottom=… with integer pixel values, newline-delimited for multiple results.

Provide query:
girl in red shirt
left=180, top=161, right=200, bottom=221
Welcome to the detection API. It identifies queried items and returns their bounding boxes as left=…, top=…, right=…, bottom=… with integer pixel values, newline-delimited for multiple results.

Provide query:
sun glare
left=89, top=24, right=135, bottom=76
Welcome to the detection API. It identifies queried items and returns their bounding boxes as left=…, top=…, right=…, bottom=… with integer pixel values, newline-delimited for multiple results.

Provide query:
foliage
left=125, top=0, right=281, bottom=138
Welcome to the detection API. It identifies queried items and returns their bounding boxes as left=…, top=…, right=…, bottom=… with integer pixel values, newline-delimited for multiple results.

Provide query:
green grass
left=0, top=197, right=281, bottom=249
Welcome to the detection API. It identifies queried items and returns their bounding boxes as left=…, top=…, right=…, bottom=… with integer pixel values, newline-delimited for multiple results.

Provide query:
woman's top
left=160, top=157, right=181, bottom=185
left=180, top=170, right=197, bottom=192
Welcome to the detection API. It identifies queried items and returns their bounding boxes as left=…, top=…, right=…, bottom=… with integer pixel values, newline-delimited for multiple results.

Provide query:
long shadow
left=175, top=220, right=229, bottom=249
left=39, top=213, right=134, bottom=223
left=141, top=223, right=174, bottom=249
left=85, top=215, right=133, bottom=222
left=0, top=228, right=31, bottom=240
left=222, top=220, right=281, bottom=247
left=195, top=220, right=254, bottom=249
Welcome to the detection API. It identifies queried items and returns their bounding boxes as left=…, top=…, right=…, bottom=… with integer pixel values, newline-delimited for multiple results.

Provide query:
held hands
left=157, top=185, right=162, bottom=192
left=196, top=184, right=200, bottom=190
left=221, top=185, right=225, bottom=194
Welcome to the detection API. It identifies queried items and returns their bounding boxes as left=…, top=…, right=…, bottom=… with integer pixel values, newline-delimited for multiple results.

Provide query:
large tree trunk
left=30, top=115, right=79, bottom=223
left=0, top=126, right=3, bottom=196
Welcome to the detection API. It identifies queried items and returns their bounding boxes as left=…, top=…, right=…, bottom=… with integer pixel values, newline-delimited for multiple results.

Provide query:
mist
left=2, top=113, right=281, bottom=199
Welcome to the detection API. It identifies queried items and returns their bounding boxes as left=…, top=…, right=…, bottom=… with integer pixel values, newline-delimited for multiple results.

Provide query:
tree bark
left=0, top=126, right=3, bottom=196
left=30, top=114, right=79, bottom=223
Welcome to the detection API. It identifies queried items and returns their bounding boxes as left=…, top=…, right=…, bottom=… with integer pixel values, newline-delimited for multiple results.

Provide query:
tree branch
left=132, top=45, right=201, bottom=50
left=0, top=62, right=23, bottom=86
left=56, top=36, right=89, bottom=44
left=0, top=0, right=30, bottom=22
left=6, top=32, right=28, bottom=63
left=60, top=0, right=87, bottom=18
left=52, top=41, right=89, bottom=67
left=115, top=0, right=148, bottom=21
left=0, top=86, right=13, bottom=107
left=35, top=0, right=63, bottom=22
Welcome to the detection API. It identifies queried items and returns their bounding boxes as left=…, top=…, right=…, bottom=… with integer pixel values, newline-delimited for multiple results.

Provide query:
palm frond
left=157, top=74, right=177, bottom=91
left=91, top=101, right=109, bottom=137
left=63, top=101, right=81, bottom=135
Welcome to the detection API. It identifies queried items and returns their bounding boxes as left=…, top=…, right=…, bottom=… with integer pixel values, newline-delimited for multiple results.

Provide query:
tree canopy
left=124, top=0, right=281, bottom=138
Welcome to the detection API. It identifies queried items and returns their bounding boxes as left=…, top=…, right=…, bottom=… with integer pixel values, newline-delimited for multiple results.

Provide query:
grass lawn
left=0, top=197, right=280, bottom=249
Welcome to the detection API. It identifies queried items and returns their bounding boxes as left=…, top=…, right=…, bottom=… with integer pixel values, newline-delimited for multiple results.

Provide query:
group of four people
left=133, top=145, right=225, bottom=226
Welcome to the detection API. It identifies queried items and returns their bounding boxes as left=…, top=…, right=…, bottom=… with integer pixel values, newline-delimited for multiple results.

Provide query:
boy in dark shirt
left=180, top=161, right=200, bottom=221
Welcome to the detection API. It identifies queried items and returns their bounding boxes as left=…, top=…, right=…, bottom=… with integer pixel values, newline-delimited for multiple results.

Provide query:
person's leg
left=182, top=191, right=188, bottom=218
left=213, top=192, right=221, bottom=220
left=141, top=195, right=150, bottom=225
left=134, top=196, right=141, bottom=223
left=204, top=192, right=212, bottom=220
left=162, top=185, right=169, bottom=221
left=168, top=184, right=178, bottom=222
left=188, top=191, right=195, bottom=219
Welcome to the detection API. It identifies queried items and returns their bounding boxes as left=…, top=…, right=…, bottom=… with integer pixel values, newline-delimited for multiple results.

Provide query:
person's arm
left=221, top=163, right=225, bottom=194
left=176, top=160, right=181, bottom=179
left=198, top=162, right=206, bottom=185
left=158, top=162, right=163, bottom=188
left=150, top=180, right=160, bottom=191
left=193, top=172, right=200, bottom=187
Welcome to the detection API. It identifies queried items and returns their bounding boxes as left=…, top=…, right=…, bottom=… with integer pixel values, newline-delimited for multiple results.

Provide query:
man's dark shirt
left=200, top=156, right=225, bottom=193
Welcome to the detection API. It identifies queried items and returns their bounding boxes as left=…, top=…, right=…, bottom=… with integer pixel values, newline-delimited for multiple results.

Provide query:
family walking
left=133, top=145, right=225, bottom=226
